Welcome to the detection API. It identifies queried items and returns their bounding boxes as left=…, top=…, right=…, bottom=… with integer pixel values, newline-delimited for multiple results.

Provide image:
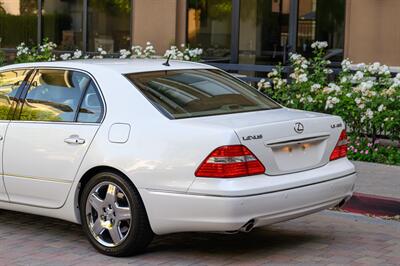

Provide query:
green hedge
left=0, top=14, right=71, bottom=48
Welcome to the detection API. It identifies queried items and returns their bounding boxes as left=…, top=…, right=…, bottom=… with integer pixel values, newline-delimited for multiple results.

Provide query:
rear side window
left=77, top=81, right=103, bottom=123
left=0, top=69, right=30, bottom=120
left=20, top=69, right=91, bottom=122
left=125, top=69, right=280, bottom=119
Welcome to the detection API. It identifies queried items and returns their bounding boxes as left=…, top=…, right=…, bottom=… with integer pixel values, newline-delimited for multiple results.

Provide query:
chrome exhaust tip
left=337, top=196, right=352, bottom=208
left=239, top=219, right=255, bottom=233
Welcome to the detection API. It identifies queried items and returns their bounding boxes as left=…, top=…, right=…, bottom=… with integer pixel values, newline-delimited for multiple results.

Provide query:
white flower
left=297, top=73, right=308, bottom=83
left=307, top=96, right=313, bottom=103
left=325, top=96, right=340, bottom=109
left=341, top=58, right=352, bottom=71
left=311, top=41, right=328, bottom=49
left=378, top=65, right=390, bottom=75
left=323, top=83, right=341, bottom=94
left=257, top=80, right=271, bottom=90
left=268, top=69, right=279, bottom=78
left=310, top=84, right=321, bottom=92
left=341, top=76, right=348, bottom=83
left=365, top=109, right=374, bottom=119
left=324, top=69, right=333, bottom=74
left=60, top=53, right=71, bottom=60
left=119, top=49, right=131, bottom=59
left=356, top=63, right=366, bottom=71
left=352, top=71, right=364, bottom=82
left=396, top=73, right=400, bottom=79
left=73, top=49, right=82, bottom=59
left=289, top=53, right=302, bottom=61
left=368, top=62, right=381, bottom=74
left=378, top=104, right=386, bottom=112
left=346, top=93, right=352, bottom=97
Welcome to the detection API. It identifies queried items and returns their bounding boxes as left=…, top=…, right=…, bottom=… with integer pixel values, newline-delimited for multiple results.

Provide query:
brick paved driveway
left=0, top=210, right=399, bottom=266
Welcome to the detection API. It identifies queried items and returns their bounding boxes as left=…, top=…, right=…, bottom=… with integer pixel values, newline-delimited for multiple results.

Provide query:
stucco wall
left=345, top=0, right=400, bottom=66
left=132, top=0, right=186, bottom=53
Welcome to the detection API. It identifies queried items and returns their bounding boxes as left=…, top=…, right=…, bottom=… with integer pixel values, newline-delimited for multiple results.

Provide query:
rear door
left=0, top=69, right=32, bottom=201
left=3, top=68, right=104, bottom=208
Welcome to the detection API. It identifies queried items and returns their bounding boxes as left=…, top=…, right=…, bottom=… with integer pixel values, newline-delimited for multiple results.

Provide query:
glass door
left=239, top=0, right=290, bottom=65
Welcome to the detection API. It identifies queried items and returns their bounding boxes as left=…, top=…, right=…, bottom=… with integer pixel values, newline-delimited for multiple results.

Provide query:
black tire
left=80, top=171, right=153, bottom=256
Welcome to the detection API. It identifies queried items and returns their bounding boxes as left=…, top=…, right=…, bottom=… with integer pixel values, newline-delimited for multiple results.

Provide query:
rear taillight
left=195, top=145, right=265, bottom=178
left=330, top=130, right=348, bottom=161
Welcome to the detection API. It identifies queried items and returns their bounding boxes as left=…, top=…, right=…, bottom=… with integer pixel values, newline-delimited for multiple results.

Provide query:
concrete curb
left=341, top=192, right=400, bottom=217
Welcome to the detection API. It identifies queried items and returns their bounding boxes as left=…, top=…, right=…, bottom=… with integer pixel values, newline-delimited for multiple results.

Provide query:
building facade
left=0, top=0, right=399, bottom=66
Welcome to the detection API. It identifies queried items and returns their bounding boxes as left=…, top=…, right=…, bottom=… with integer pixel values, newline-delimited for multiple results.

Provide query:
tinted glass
left=20, top=69, right=90, bottom=122
left=0, top=0, right=38, bottom=47
left=126, top=69, right=281, bottom=119
left=297, top=0, right=345, bottom=61
left=0, top=70, right=29, bottom=120
left=42, top=0, right=84, bottom=50
left=77, top=82, right=103, bottom=123
left=187, top=0, right=232, bottom=61
left=88, top=0, right=131, bottom=52
left=239, top=0, right=290, bottom=65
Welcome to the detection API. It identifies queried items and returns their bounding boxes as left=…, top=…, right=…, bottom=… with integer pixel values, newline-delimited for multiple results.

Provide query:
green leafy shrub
left=348, top=136, right=400, bottom=165
left=15, top=38, right=57, bottom=63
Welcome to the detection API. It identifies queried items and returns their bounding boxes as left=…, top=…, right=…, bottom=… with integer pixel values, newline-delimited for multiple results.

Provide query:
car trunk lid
left=181, top=108, right=344, bottom=175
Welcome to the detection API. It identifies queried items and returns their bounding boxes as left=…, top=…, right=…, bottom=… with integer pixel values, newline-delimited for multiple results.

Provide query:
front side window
left=20, top=69, right=91, bottom=122
left=0, top=69, right=30, bottom=120
left=125, top=69, right=281, bottom=119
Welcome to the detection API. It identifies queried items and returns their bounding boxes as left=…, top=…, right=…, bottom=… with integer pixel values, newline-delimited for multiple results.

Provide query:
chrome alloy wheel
left=85, top=181, right=132, bottom=247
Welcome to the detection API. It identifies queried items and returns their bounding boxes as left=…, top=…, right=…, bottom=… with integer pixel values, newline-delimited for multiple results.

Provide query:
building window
left=0, top=0, right=38, bottom=48
left=87, top=0, right=132, bottom=52
left=239, top=0, right=290, bottom=65
left=297, top=0, right=345, bottom=61
left=42, top=0, right=84, bottom=50
left=187, top=0, right=232, bottom=62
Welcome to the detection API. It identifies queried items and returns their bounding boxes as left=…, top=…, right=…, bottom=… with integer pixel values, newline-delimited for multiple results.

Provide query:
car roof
left=0, top=59, right=216, bottom=74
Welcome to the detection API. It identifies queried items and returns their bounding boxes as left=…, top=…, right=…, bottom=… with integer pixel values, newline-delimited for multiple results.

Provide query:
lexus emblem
left=294, top=122, right=304, bottom=134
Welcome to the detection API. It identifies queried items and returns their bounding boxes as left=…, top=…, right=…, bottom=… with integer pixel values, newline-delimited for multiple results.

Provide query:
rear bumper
left=140, top=159, right=356, bottom=235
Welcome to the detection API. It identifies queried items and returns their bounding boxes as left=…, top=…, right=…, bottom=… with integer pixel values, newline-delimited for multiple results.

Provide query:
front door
left=0, top=69, right=32, bottom=201
left=3, top=68, right=104, bottom=208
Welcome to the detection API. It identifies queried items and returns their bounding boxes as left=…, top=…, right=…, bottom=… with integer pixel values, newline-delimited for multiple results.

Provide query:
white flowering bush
left=120, top=42, right=157, bottom=59
left=60, top=49, right=84, bottom=61
left=258, top=41, right=400, bottom=145
left=15, top=39, right=57, bottom=63
left=12, top=40, right=203, bottom=63
left=164, top=44, right=203, bottom=62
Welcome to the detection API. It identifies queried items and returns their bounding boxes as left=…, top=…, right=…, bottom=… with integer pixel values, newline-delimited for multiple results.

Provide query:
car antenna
left=163, top=54, right=172, bottom=67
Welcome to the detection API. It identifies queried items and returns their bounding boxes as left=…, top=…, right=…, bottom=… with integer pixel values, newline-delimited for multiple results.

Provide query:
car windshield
left=125, top=69, right=281, bottom=119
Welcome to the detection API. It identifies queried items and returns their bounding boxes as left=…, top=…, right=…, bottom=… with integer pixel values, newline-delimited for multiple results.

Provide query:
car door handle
left=64, top=135, right=86, bottom=145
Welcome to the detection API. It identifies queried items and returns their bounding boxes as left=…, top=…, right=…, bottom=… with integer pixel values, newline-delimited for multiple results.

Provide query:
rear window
left=125, top=69, right=281, bottom=119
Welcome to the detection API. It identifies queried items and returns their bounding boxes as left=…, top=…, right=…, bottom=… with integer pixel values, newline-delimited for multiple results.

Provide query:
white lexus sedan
left=0, top=59, right=356, bottom=256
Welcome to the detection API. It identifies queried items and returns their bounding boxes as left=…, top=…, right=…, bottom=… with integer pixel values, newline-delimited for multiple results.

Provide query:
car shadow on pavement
left=0, top=210, right=326, bottom=263
left=148, top=227, right=324, bottom=257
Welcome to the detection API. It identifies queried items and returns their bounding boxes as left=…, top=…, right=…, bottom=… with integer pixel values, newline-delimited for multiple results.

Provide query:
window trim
left=12, top=67, right=106, bottom=124
left=0, top=68, right=35, bottom=122
left=124, top=68, right=282, bottom=120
